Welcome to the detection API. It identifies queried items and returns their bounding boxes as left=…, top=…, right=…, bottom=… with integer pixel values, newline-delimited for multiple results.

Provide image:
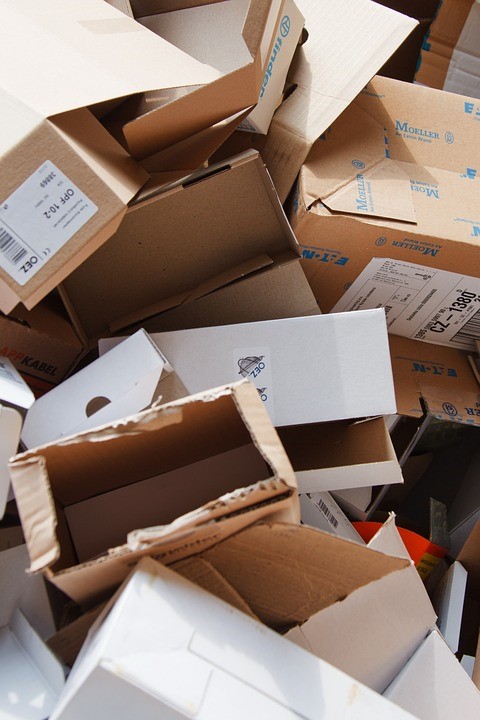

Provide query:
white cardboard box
left=21, top=329, right=169, bottom=449
left=100, top=309, right=396, bottom=426
left=50, top=556, right=417, bottom=720
left=278, top=417, right=402, bottom=493
left=0, top=543, right=64, bottom=719
left=384, top=629, right=480, bottom=719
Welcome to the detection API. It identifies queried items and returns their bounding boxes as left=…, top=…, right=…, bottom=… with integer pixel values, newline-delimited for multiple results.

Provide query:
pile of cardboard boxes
left=2, top=0, right=480, bottom=717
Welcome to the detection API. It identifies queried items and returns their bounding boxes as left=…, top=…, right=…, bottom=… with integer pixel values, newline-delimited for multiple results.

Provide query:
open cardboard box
left=20, top=329, right=181, bottom=450
left=59, top=150, right=308, bottom=345
left=102, top=0, right=302, bottom=159
left=9, top=380, right=298, bottom=607
left=100, top=309, right=397, bottom=427
left=211, top=0, right=418, bottom=201
left=131, top=254, right=320, bottom=336
left=171, top=516, right=437, bottom=694
left=278, top=416, right=403, bottom=493
left=49, top=556, right=418, bottom=720
left=291, top=74, right=480, bottom=314
left=0, top=294, right=85, bottom=397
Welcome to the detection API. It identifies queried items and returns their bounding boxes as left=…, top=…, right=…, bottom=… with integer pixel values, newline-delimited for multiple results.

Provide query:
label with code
left=332, top=258, right=480, bottom=351
left=0, top=161, right=97, bottom=286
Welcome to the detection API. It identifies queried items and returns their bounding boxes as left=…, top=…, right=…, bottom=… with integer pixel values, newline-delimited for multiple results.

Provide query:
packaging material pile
left=2, top=1, right=480, bottom=718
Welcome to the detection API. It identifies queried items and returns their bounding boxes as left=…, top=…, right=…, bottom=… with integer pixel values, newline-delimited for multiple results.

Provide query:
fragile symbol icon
left=238, top=356, right=264, bottom=378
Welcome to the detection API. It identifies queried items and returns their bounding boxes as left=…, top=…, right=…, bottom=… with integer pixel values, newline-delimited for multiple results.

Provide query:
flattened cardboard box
left=416, top=0, right=480, bottom=99
left=291, top=75, right=480, bottom=314
left=211, top=0, right=417, bottom=201
left=0, top=294, right=84, bottom=396
left=60, top=150, right=304, bottom=344
left=50, top=557, right=417, bottom=720
left=9, top=381, right=298, bottom=607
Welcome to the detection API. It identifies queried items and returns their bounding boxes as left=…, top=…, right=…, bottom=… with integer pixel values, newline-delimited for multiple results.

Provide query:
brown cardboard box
left=9, top=380, right=298, bottom=607
left=0, top=295, right=84, bottom=397
left=103, top=0, right=301, bottom=160
left=415, top=0, right=480, bottom=99
left=290, top=75, right=480, bottom=314
left=210, top=0, right=417, bottom=201
left=60, top=151, right=307, bottom=345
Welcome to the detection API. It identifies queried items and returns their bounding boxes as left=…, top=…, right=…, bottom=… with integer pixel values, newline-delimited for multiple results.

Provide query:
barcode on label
left=313, top=497, right=339, bottom=528
left=451, top=308, right=480, bottom=350
left=0, top=226, right=27, bottom=266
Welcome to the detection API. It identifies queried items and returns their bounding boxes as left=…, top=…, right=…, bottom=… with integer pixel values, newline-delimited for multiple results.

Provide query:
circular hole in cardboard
left=86, top=396, right=111, bottom=418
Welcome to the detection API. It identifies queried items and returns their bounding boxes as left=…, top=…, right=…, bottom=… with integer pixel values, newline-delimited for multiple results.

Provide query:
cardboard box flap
left=301, top=101, right=416, bottom=222
left=320, top=160, right=416, bottom=223
left=285, top=515, right=437, bottom=694
left=139, top=106, right=252, bottom=172
left=252, top=0, right=418, bottom=200
left=110, top=254, right=274, bottom=332
left=10, top=456, right=61, bottom=573
left=0, top=609, right=64, bottom=720
left=20, top=329, right=167, bottom=449
left=357, top=75, right=480, bottom=174
left=9, top=381, right=298, bottom=583
left=1, top=0, right=221, bottom=119
left=384, top=629, right=480, bottom=718
left=197, top=522, right=409, bottom=631
left=390, top=335, right=480, bottom=427
left=61, top=150, right=300, bottom=342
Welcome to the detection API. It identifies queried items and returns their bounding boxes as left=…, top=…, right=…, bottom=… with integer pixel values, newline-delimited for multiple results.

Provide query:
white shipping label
left=233, top=346, right=275, bottom=422
left=0, top=161, right=98, bottom=286
left=332, top=258, right=480, bottom=351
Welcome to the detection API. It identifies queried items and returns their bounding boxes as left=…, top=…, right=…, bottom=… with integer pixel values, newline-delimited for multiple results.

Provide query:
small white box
left=50, top=556, right=417, bottom=720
